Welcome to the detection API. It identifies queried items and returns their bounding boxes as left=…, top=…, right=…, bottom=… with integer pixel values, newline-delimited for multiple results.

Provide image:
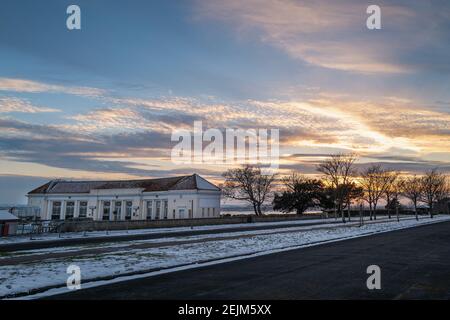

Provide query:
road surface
left=47, top=220, right=450, bottom=299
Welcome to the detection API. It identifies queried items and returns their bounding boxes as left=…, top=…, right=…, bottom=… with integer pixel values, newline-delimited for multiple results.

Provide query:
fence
left=12, top=220, right=63, bottom=236
left=4, top=208, right=436, bottom=236
left=57, top=214, right=325, bottom=233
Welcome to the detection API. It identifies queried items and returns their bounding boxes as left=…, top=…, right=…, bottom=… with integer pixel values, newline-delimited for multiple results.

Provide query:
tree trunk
left=359, top=204, right=363, bottom=226
left=369, top=203, right=373, bottom=221
left=387, top=196, right=391, bottom=219
left=252, top=203, right=259, bottom=216
left=257, top=203, right=262, bottom=216
left=347, top=201, right=351, bottom=222
left=429, top=203, right=433, bottom=218
left=396, top=201, right=400, bottom=222
left=414, top=202, right=418, bottom=221
left=373, top=204, right=377, bottom=220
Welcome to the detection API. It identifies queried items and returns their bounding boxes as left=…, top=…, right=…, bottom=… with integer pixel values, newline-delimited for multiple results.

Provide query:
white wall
left=27, top=189, right=221, bottom=221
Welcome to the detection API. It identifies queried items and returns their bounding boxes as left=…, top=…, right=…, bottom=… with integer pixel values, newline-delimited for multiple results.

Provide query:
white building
left=0, top=210, right=19, bottom=236
left=27, top=174, right=221, bottom=221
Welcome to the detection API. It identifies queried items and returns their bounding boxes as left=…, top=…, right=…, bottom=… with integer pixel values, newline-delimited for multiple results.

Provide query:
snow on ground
left=0, top=216, right=399, bottom=257
left=0, top=217, right=335, bottom=245
left=222, top=209, right=322, bottom=216
left=1, top=215, right=449, bottom=298
left=221, top=210, right=294, bottom=216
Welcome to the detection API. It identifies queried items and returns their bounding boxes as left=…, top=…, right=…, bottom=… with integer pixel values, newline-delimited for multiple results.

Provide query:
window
left=102, top=201, right=111, bottom=221
left=65, top=201, right=75, bottom=219
left=202, top=208, right=205, bottom=217
left=178, top=208, right=186, bottom=219
left=125, top=201, right=132, bottom=220
left=146, top=201, right=153, bottom=220
left=207, top=208, right=210, bottom=217
left=113, top=201, right=122, bottom=221
left=155, top=200, right=161, bottom=219
left=163, top=200, right=168, bottom=219
left=51, top=201, right=61, bottom=220
left=79, top=201, right=88, bottom=218
left=188, top=209, right=192, bottom=219
left=212, top=208, right=216, bottom=217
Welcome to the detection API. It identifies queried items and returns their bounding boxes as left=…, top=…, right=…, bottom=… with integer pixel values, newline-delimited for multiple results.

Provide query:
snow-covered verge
left=0, top=217, right=336, bottom=245
left=1, top=215, right=449, bottom=299
left=1, top=216, right=407, bottom=257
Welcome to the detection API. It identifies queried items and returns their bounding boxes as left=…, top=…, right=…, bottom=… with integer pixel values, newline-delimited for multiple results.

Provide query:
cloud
left=1, top=88, right=449, bottom=177
left=353, top=161, right=450, bottom=174
left=0, top=117, right=172, bottom=176
left=280, top=153, right=450, bottom=175
left=194, top=0, right=449, bottom=74
left=0, top=96, right=60, bottom=113
left=64, top=93, right=450, bottom=157
left=306, top=94, right=450, bottom=153
left=0, top=78, right=107, bottom=97
left=67, top=108, right=147, bottom=133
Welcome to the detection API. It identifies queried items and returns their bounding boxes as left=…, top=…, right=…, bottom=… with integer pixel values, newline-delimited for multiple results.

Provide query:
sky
left=0, top=0, right=449, bottom=204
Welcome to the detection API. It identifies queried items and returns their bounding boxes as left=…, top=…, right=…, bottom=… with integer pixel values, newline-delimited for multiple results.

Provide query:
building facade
left=0, top=210, right=19, bottom=236
left=27, top=174, right=221, bottom=221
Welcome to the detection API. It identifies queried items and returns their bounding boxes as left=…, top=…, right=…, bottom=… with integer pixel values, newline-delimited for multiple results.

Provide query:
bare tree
left=421, top=169, right=449, bottom=218
left=383, top=171, right=400, bottom=219
left=222, top=165, right=276, bottom=215
left=342, top=182, right=364, bottom=222
left=391, top=177, right=405, bottom=222
left=402, top=175, right=423, bottom=221
left=436, top=175, right=450, bottom=203
left=359, top=165, right=393, bottom=220
left=435, top=176, right=450, bottom=214
left=316, top=153, right=358, bottom=223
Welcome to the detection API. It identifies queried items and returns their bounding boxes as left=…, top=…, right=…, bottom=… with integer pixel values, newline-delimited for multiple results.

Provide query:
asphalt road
left=48, top=220, right=450, bottom=300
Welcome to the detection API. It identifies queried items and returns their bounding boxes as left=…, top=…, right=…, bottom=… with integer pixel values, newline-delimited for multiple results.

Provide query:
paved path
left=48, top=220, right=450, bottom=300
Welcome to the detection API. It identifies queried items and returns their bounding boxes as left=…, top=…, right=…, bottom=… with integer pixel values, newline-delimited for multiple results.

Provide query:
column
left=61, top=201, right=66, bottom=220
left=74, top=201, right=80, bottom=218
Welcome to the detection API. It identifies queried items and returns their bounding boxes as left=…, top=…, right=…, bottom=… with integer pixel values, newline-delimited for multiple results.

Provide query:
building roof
left=28, top=174, right=220, bottom=195
left=0, top=210, right=19, bottom=221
